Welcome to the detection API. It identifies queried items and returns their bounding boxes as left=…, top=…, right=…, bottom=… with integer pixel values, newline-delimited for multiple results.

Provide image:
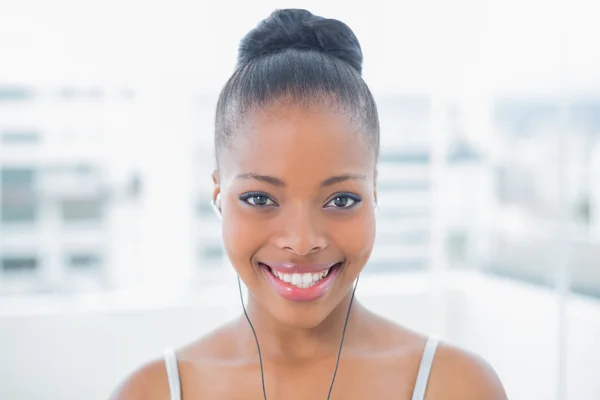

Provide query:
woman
left=113, top=9, right=507, bottom=400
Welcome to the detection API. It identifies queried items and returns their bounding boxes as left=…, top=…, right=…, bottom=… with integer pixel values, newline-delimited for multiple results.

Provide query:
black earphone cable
left=237, top=276, right=268, bottom=399
left=237, top=274, right=360, bottom=400
left=326, top=274, right=359, bottom=399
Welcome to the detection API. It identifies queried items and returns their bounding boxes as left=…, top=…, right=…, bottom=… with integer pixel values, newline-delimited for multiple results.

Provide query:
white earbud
left=211, top=193, right=222, bottom=220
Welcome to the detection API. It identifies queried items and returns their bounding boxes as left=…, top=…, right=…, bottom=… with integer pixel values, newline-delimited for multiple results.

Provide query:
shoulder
left=427, top=341, right=508, bottom=400
left=110, top=320, right=242, bottom=400
left=109, top=357, right=171, bottom=400
left=356, top=307, right=506, bottom=399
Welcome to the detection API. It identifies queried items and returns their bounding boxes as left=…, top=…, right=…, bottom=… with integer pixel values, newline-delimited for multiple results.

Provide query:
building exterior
left=0, top=85, right=142, bottom=294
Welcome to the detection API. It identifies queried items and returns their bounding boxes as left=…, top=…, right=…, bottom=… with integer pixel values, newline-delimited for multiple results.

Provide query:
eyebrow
left=235, top=173, right=367, bottom=187
left=320, top=173, right=367, bottom=187
left=235, top=173, right=285, bottom=187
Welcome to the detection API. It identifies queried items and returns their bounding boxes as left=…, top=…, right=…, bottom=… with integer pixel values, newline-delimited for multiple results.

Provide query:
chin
left=270, top=302, right=334, bottom=330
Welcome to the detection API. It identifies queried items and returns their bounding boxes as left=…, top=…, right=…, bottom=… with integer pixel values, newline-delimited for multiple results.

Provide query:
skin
left=112, top=100, right=508, bottom=400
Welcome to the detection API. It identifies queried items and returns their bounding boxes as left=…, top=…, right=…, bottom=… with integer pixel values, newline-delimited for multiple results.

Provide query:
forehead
left=219, top=102, right=374, bottom=186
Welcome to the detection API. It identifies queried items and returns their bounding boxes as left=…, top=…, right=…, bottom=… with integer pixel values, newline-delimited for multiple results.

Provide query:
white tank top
left=164, top=337, right=439, bottom=400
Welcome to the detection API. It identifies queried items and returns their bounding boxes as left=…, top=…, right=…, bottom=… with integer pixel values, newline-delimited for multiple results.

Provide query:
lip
left=259, top=261, right=343, bottom=302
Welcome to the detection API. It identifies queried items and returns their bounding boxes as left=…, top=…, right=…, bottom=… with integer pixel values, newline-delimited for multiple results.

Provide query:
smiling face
left=214, top=100, right=377, bottom=329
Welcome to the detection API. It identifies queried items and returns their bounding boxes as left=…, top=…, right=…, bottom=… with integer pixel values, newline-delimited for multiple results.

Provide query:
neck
left=239, top=291, right=365, bottom=363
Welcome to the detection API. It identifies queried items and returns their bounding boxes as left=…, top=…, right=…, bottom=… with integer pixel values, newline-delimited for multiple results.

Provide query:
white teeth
left=301, top=273, right=312, bottom=285
left=291, top=273, right=302, bottom=285
left=270, top=266, right=335, bottom=288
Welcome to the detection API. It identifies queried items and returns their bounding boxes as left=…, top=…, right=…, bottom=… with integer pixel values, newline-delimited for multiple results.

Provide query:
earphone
left=211, top=193, right=222, bottom=220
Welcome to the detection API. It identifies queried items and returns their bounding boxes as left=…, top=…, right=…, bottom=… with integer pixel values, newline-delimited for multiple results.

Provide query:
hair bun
left=238, top=9, right=363, bottom=74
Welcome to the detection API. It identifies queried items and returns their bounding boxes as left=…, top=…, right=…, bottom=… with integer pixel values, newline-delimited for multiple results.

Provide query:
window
left=60, top=198, right=104, bottom=222
left=1, top=201, right=37, bottom=223
left=1, top=256, right=38, bottom=273
left=446, top=230, right=468, bottom=264
left=66, top=253, right=102, bottom=269
left=494, top=99, right=559, bottom=136
left=483, top=96, right=600, bottom=299
left=1, top=168, right=38, bottom=224
left=379, top=151, right=430, bottom=164
left=1, top=168, right=35, bottom=186
left=1, top=130, right=40, bottom=143
left=0, top=86, right=35, bottom=101
left=201, top=245, right=224, bottom=261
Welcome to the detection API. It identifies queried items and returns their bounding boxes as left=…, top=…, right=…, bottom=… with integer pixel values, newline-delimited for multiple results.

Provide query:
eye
left=325, top=194, right=362, bottom=209
left=239, top=192, right=276, bottom=207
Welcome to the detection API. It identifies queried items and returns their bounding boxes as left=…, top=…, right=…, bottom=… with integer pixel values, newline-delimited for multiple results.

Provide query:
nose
left=273, top=204, right=327, bottom=256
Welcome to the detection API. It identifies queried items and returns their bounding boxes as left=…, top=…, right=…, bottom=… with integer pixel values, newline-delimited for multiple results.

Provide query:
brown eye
left=325, top=194, right=361, bottom=209
left=248, top=195, right=272, bottom=206
left=239, top=192, right=276, bottom=207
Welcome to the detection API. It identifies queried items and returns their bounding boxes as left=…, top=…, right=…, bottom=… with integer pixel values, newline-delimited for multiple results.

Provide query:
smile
left=269, top=268, right=330, bottom=288
left=258, top=261, right=343, bottom=301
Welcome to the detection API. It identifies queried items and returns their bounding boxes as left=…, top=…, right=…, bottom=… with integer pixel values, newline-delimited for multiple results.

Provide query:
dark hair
left=215, top=9, right=380, bottom=159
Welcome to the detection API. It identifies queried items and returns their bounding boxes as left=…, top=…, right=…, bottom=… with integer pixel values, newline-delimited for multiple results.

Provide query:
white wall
left=0, top=272, right=599, bottom=400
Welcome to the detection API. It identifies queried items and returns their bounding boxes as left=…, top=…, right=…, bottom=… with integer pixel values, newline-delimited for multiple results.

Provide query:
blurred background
left=0, top=0, right=599, bottom=399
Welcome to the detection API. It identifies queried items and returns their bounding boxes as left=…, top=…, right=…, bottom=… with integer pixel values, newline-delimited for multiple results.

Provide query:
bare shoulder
left=427, top=342, right=508, bottom=400
left=177, top=318, right=242, bottom=362
left=110, top=319, right=240, bottom=400
left=357, top=306, right=506, bottom=399
left=109, top=358, right=170, bottom=400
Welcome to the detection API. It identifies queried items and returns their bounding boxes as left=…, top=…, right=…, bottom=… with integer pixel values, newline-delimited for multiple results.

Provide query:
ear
left=212, top=169, right=221, bottom=204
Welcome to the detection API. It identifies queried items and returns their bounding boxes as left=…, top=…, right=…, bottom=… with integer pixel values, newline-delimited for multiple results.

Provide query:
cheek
left=221, top=203, right=270, bottom=276
left=328, top=211, right=376, bottom=261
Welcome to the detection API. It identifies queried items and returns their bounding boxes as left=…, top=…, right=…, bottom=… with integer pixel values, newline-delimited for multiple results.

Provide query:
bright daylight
left=1, top=0, right=599, bottom=399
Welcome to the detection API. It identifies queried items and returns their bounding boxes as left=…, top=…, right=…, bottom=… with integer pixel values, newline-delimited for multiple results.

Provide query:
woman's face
left=215, top=101, right=377, bottom=329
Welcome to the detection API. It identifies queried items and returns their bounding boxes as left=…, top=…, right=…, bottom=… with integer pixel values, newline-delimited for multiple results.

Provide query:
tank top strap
left=411, top=337, right=440, bottom=400
left=163, top=347, right=182, bottom=400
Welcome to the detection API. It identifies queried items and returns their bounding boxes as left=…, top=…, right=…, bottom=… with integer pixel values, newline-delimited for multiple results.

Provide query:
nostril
left=282, top=245, right=324, bottom=256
